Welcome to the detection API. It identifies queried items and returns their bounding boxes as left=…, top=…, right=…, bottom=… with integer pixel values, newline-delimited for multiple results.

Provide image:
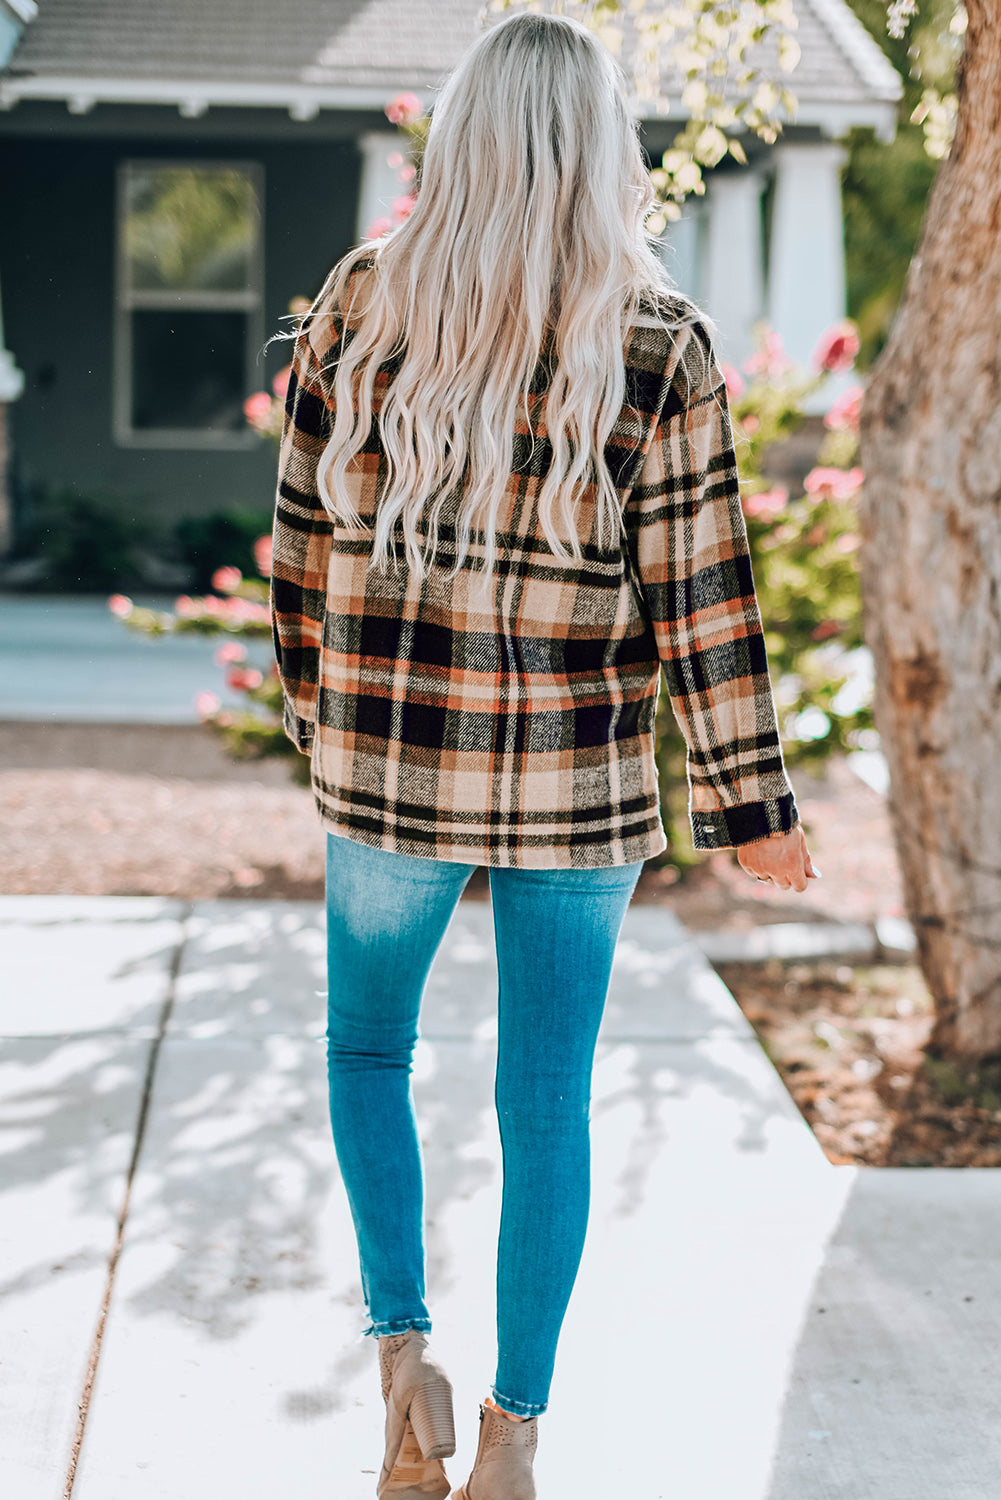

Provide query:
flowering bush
left=107, top=534, right=311, bottom=786
left=244, top=364, right=293, bottom=444
left=363, top=93, right=427, bottom=240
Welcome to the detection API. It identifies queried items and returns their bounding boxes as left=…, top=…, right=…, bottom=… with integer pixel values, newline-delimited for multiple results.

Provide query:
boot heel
left=409, top=1378, right=456, bottom=1461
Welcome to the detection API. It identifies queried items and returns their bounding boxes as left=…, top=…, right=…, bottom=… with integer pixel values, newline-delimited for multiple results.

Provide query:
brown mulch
left=718, top=959, right=1001, bottom=1169
left=2, top=720, right=997, bottom=1167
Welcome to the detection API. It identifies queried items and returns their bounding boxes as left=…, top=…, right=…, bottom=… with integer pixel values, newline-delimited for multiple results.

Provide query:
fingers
left=741, top=835, right=818, bottom=893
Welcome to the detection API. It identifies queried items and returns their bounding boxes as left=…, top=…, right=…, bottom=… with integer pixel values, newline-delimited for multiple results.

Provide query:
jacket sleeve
left=270, top=328, right=336, bottom=755
left=625, top=324, right=801, bottom=852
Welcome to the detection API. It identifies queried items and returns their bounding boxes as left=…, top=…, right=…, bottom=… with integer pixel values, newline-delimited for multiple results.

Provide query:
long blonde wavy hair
left=297, top=10, right=713, bottom=586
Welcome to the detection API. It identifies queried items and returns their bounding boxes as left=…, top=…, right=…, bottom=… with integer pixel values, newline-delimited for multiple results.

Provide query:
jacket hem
left=313, top=805, right=669, bottom=870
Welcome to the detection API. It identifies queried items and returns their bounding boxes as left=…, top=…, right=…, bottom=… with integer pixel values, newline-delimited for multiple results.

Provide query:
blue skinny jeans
left=324, top=830, right=644, bottom=1417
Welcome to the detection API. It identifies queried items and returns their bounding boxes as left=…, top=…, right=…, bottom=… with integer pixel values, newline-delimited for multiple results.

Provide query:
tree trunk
left=858, top=0, right=1001, bottom=1060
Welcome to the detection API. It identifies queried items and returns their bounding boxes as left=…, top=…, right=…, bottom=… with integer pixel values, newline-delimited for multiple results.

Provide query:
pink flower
left=194, top=691, right=220, bottom=719
left=211, top=566, right=242, bottom=594
left=222, top=596, right=251, bottom=620
left=392, top=194, right=416, bottom=221
left=226, top=667, right=264, bottom=692
left=824, top=384, right=864, bottom=433
left=107, top=593, right=133, bottom=618
left=743, top=487, right=788, bottom=519
left=804, top=466, right=864, bottom=501
left=814, top=322, right=860, bottom=374
left=214, top=642, right=247, bottom=666
left=810, top=620, right=844, bottom=641
left=398, top=163, right=416, bottom=183
left=174, top=595, right=197, bottom=617
left=271, top=365, right=292, bottom=400
left=836, top=531, right=860, bottom=552
left=743, top=330, right=791, bottom=380
left=243, top=391, right=273, bottom=428
left=385, top=92, right=423, bottom=126
left=201, top=595, right=224, bottom=612
left=253, top=534, right=273, bottom=577
left=720, top=364, right=744, bottom=401
left=366, top=215, right=393, bottom=240
left=740, top=413, right=761, bottom=435
left=387, top=150, right=404, bottom=168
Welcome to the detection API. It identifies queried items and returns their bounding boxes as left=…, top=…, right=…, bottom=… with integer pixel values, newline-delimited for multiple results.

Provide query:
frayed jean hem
left=364, top=1317, right=432, bottom=1339
left=491, top=1386, right=547, bottom=1419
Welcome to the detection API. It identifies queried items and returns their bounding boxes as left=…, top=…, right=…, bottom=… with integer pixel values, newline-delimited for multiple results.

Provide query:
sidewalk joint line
left=61, top=901, right=193, bottom=1500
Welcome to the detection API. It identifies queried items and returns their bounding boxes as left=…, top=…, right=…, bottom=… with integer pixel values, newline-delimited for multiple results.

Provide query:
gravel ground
left=0, top=721, right=900, bottom=927
left=0, top=723, right=327, bottom=900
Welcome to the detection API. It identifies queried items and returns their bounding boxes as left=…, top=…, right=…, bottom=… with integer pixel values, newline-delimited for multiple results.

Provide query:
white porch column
left=766, top=141, right=848, bottom=410
left=703, top=168, right=765, bottom=369
left=355, top=131, right=409, bottom=244
left=0, top=280, right=25, bottom=556
left=659, top=202, right=707, bottom=304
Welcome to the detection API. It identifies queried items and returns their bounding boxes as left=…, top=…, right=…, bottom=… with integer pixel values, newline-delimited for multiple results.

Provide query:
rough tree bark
left=858, top=0, right=1001, bottom=1060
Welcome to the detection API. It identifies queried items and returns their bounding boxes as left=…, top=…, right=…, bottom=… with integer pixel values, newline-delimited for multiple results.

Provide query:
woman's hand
left=736, top=824, right=820, bottom=893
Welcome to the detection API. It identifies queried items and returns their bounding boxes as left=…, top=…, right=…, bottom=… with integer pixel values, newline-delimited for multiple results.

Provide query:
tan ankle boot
left=377, top=1329, right=455, bottom=1500
left=453, top=1403, right=538, bottom=1500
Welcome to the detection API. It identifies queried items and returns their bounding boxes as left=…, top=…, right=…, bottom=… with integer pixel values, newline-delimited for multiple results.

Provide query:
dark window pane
left=130, top=310, right=247, bottom=432
left=124, top=166, right=258, bottom=292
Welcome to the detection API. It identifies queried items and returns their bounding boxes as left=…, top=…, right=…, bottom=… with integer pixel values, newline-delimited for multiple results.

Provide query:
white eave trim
left=2, top=0, right=38, bottom=25
left=0, top=70, right=900, bottom=142
left=632, top=93, right=899, bottom=143
left=0, top=73, right=423, bottom=118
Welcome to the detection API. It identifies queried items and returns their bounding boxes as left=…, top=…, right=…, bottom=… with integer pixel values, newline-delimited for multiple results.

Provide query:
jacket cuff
left=690, top=790, right=800, bottom=851
left=282, top=696, right=314, bottom=756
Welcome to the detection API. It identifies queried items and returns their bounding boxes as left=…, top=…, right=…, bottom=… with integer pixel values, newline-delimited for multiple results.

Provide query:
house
left=0, top=0, right=900, bottom=554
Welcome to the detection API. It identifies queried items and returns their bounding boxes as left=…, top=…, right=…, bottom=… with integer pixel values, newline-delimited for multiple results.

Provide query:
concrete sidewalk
left=0, top=595, right=264, bottom=723
left=1, top=895, right=998, bottom=1500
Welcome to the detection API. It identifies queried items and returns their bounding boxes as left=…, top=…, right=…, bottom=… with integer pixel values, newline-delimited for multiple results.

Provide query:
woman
left=271, top=12, right=819, bottom=1498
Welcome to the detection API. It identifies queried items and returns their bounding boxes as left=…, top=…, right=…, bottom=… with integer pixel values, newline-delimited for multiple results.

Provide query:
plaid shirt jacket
left=270, top=273, right=800, bottom=868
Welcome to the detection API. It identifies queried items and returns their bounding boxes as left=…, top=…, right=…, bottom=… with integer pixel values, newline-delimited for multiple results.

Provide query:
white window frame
left=113, top=156, right=265, bottom=450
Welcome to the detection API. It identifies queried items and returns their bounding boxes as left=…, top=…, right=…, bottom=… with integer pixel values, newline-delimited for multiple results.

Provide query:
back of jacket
left=270, top=263, right=800, bottom=868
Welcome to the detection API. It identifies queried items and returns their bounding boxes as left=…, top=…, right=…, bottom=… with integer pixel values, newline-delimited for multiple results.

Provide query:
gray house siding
left=0, top=113, right=363, bottom=530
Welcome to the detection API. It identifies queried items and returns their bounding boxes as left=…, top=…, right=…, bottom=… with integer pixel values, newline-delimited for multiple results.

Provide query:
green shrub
left=173, top=507, right=273, bottom=592
left=17, top=484, right=156, bottom=592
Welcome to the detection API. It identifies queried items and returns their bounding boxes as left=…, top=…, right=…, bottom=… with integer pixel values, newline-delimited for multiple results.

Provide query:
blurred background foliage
left=492, top=0, right=963, bottom=371
left=842, top=0, right=962, bottom=368
left=9, top=483, right=271, bottom=594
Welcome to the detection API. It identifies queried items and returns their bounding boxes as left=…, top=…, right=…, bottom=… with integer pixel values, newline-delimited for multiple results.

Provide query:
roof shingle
left=5, top=0, right=900, bottom=110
